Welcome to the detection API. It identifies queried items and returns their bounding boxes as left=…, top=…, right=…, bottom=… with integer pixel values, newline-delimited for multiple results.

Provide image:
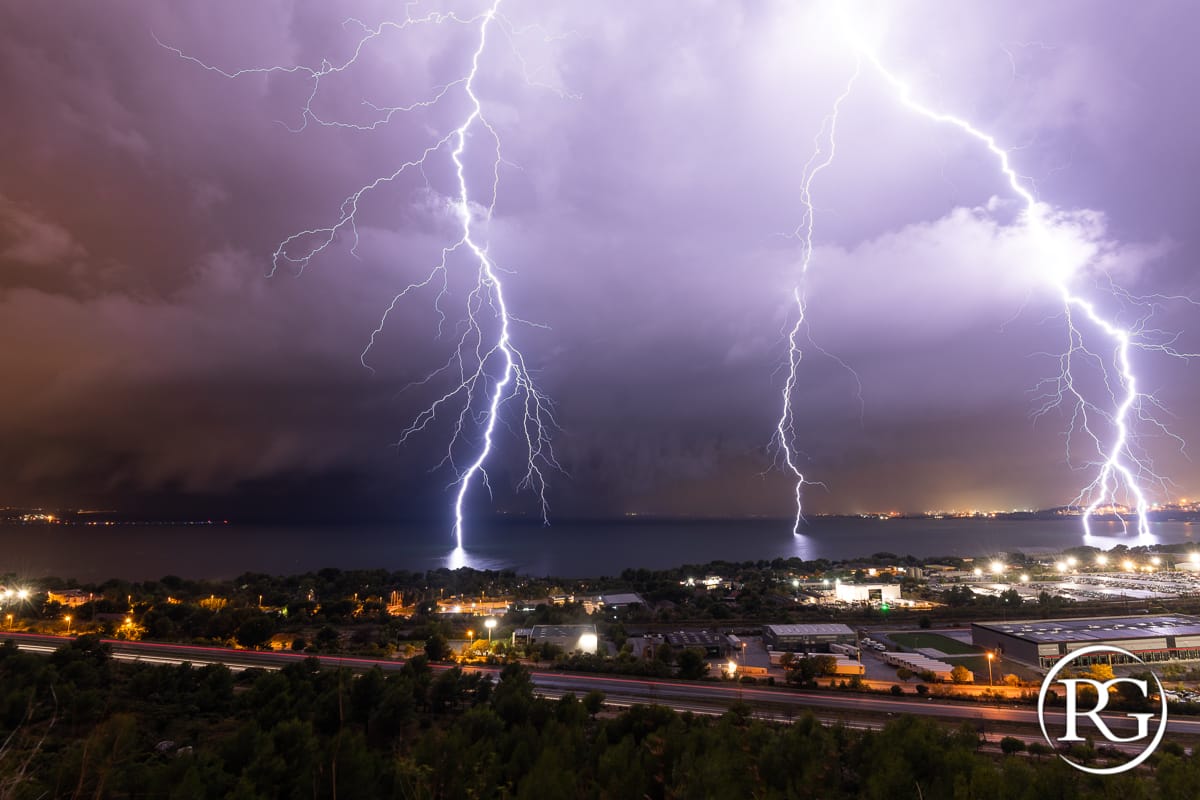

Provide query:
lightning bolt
left=162, top=1, right=561, bottom=551
left=780, top=5, right=1195, bottom=539
left=774, top=59, right=860, bottom=535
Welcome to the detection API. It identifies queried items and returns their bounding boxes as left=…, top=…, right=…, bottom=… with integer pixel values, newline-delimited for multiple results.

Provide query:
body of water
left=3, top=517, right=1198, bottom=581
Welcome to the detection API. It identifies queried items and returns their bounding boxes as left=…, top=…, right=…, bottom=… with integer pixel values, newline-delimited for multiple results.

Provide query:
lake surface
left=4, top=517, right=1198, bottom=582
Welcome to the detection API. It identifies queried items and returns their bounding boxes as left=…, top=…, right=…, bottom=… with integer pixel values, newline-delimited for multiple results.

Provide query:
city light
left=485, top=618, right=497, bottom=643
left=1055, top=561, right=1067, bottom=572
left=1067, top=557, right=1078, bottom=568
left=973, top=567, right=983, bottom=577
left=1019, top=574, right=1030, bottom=583
left=1122, top=559, right=1135, bottom=572
left=1096, top=555, right=1109, bottom=566
left=726, top=660, right=738, bottom=677
left=990, top=561, right=1004, bottom=575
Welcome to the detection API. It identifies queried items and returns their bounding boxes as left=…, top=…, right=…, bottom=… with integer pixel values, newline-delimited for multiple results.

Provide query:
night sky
left=1, top=1, right=1198, bottom=523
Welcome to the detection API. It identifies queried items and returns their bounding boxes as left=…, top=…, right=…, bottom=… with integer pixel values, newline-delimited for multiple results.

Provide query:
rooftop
left=665, top=630, right=729, bottom=647
left=529, top=624, right=598, bottom=638
left=974, top=615, right=1200, bottom=643
left=765, top=623, right=855, bottom=636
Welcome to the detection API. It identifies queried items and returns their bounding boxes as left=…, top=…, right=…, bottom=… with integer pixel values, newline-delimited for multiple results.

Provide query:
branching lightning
left=779, top=5, right=1196, bottom=538
left=163, top=0, right=560, bottom=550
left=774, top=59, right=860, bottom=535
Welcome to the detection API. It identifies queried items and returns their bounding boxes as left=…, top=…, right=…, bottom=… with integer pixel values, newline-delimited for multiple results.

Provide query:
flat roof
left=974, top=615, right=1200, bottom=643
left=665, top=630, right=729, bottom=647
left=766, top=624, right=855, bottom=637
left=529, top=624, right=597, bottom=638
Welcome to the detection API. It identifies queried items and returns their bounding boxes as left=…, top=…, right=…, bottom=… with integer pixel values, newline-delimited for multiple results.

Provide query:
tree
left=896, top=667, right=914, bottom=683
left=1002, top=673, right=1021, bottom=687
left=234, top=616, right=274, bottom=649
left=583, top=690, right=605, bottom=718
left=676, top=648, right=707, bottom=680
left=1086, top=662, right=1115, bottom=682
left=950, top=664, right=972, bottom=684
left=1000, top=736, right=1025, bottom=755
left=779, top=652, right=795, bottom=670
left=424, top=633, right=449, bottom=662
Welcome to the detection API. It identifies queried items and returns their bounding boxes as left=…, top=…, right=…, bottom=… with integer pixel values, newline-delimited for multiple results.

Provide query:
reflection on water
left=0, top=518, right=1196, bottom=581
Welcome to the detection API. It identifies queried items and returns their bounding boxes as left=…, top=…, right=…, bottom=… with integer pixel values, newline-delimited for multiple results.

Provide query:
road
left=7, top=632, right=1197, bottom=739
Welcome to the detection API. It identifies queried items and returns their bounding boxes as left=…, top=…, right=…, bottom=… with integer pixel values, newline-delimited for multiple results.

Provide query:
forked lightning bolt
left=162, top=0, right=560, bottom=550
left=781, top=7, right=1195, bottom=538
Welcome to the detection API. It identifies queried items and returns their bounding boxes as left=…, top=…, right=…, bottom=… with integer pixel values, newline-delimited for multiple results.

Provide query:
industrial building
left=665, top=630, right=730, bottom=657
left=834, top=583, right=902, bottom=605
left=971, top=614, right=1200, bottom=669
left=512, top=624, right=599, bottom=654
left=763, top=623, right=856, bottom=652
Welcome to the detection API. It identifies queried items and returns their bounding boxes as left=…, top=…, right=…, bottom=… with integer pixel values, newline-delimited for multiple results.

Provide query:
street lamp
left=1019, top=574, right=1030, bottom=583
left=485, top=618, right=497, bottom=643
left=990, top=561, right=1004, bottom=576
left=64, top=615, right=72, bottom=635
left=1096, top=554, right=1108, bottom=567
left=1066, top=556, right=1078, bottom=568
left=4, top=614, right=11, bottom=629
left=986, top=651, right=995, bottom=687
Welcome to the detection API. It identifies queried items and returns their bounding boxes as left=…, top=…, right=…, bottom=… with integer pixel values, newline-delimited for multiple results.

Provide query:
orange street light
left=986, top=651, right=995, bottom=686
left=64, top=615, right=72, bottom=635
left=485, top=618, right=497, bottom=642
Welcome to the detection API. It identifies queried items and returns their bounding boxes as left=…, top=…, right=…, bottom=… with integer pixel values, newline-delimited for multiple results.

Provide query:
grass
left=888, top=632, right=982, bottom=655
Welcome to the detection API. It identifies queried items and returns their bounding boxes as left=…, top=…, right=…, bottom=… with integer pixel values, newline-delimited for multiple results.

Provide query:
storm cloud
left=0, top=0, right=1197, bottom=522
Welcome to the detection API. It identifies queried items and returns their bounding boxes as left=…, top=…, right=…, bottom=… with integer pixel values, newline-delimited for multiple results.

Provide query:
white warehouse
left=835, top=583, right=901, bottom=604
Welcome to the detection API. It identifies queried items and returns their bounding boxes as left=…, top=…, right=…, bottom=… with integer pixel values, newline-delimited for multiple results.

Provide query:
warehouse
left=665, top=630, right=730, bottom=657
left=763, top=623, right=856, bottom=653
left=834, top=583, right=902, bottom=605
left=971, top=614, right=1200, bottom=669
left=513, top=624, right=599, bottom=654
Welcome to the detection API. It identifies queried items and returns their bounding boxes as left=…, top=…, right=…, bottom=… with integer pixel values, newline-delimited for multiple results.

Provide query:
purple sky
left=1, top=1, right=1197, bottom=522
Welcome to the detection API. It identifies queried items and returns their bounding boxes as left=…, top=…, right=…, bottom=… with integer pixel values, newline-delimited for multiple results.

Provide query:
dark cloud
left=0, top=0, right=1197, bottom=523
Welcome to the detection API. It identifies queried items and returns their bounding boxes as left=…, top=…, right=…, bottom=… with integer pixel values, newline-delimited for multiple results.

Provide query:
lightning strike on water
left=779, top=6, right=1195, bottom=538
left=163, top=1, right=560, bottom=552
left=774, top=60, right=861, bottom=535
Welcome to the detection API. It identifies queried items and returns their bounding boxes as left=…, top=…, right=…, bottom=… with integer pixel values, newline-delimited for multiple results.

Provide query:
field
left=887, top=632, right=982, bottom=655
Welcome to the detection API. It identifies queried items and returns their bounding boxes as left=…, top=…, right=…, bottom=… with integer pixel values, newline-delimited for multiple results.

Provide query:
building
left=515, top=624, right=599, bottom=654
left=664, top=630, right=730, bottom=657
left=46, top=589, right=92, bottom=608
left=763, top=623, right=856, bottom=652
left=834, top=583, right=902, bottom=605
left=971, top=614, right=1200, bottom=670
left=435, top=597, right=511, bottom=616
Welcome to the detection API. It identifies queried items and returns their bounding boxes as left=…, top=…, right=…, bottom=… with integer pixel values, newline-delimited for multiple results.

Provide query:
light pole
left=64, top=615, right=72, bottom=635
left=986, top=651, right=995, bottom=687
left=485, top=618, right=497, bottom=643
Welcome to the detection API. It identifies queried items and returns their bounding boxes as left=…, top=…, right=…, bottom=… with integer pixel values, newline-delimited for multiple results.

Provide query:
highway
left=7, top=632, right=1197, bottom=739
